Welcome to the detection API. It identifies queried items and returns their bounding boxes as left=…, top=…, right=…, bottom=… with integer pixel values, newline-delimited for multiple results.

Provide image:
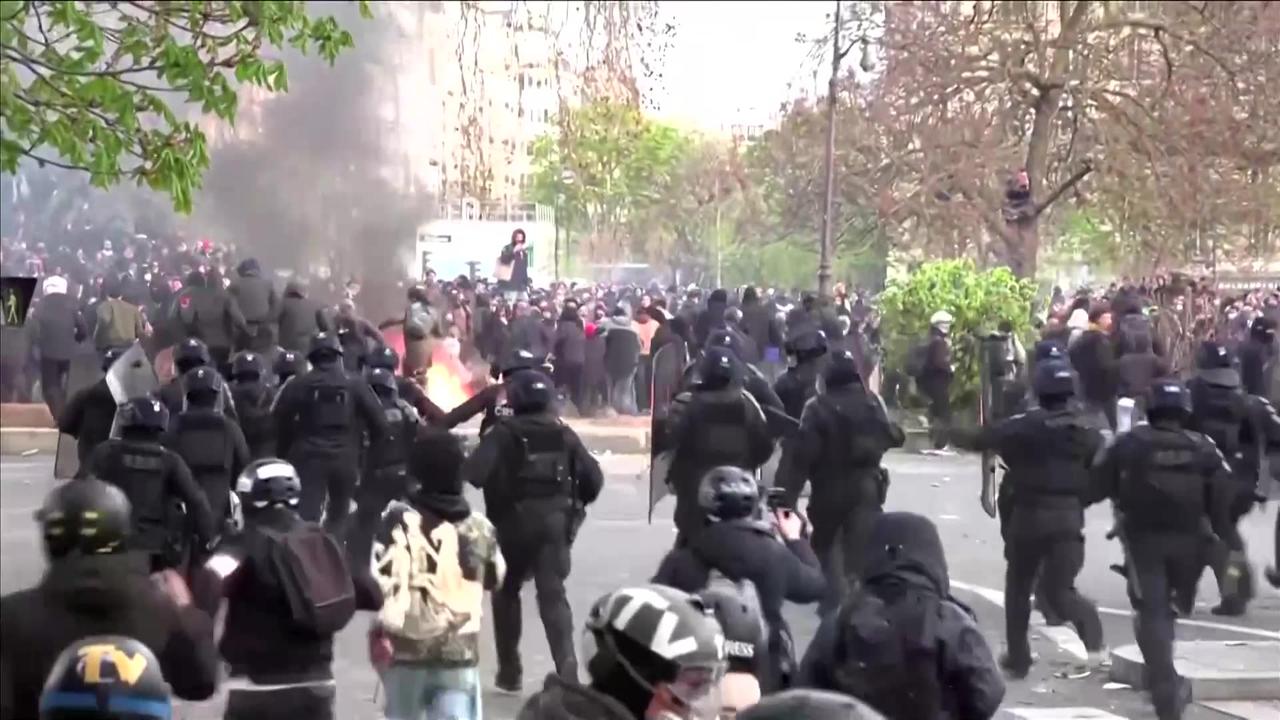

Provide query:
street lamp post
left=817, top=0, right=843, bottom=300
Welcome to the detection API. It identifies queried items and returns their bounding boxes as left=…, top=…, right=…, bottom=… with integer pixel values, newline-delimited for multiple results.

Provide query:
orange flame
left=424, top=341, right=473, bottom=411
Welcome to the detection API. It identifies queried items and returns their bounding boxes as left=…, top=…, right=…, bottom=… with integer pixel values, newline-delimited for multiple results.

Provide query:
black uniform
left=59, top=375, right=117, bottom=470
left=277, top=281, right=332, bottom=353
left=976, top=400, right=1106, bottom=675
left=774, top=362, right=821, bottom=422
left=347, top=373, right=420, bottom=570
left=272, top=356, right=387, bottom=532
left=86, top=435, right=218, bottom=566
left=463, top=376, right=604, bottom=690
left=658, top=384, right=773, bottom=543
left=778, top=356, right=903, bottom=607
left=174, top=272, right=249, bottom=374
left=164, top=408, right=250, bottom=526
left=229, top=377, right=277, bottom=460
left=652, top=518, right=825, bottom=691
left=1090, top=389, right=1237, bottom=720
left=799, top=512, right=1006, bottom=720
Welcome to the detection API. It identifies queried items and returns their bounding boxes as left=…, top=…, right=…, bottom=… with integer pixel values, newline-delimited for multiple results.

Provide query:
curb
left=0, top=427, right=59, bottom=456
left=1109, top=641, right=1280, bottom=701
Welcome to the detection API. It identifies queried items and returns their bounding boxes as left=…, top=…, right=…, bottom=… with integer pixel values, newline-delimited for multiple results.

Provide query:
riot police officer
left=159, top=338, right=237, bottom=422
left=658, top=347, right=774, bottom=546
left=272, top=332, right=387, bottom=531
left=59, top=345, right=128, bottom=470
left=164, top=367, right=249, bottom=529
left=228, top=350, right=277, bottom=460
left=774, top=327, right=828, bottom=420
left=272, top=348, right=306, bottom=388
left=976, top=359, right=1106, bottom=677
left=365, top=344, right=481, bottom=429
left=777, top=349, right=904, bottom=608
left=463, top=369, right=603, bottom=693
left=1090, top=379, right=1238, bottom=720
left=347, top=367, right=420, bottom=569
left=85, top=396, right=217, bottom=569
left=1188, top=341, right=1280, bottom=616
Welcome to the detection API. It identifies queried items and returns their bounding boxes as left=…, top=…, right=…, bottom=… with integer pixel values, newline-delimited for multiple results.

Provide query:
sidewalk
left=1109, top=641, right=1280, bottom=701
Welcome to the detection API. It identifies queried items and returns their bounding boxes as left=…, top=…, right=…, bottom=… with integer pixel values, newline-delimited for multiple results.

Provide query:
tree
left=833, top=0, right=1280, bottom=277
left=0, top=1, right=365, bottom=213
left=528, top=100, right=687, bottom=265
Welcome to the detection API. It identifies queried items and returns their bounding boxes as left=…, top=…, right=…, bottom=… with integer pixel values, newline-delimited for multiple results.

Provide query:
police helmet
left=824, top=349, right=861, bottom=388
left=182, top=366, right=223, bottom=404
left=1147, top=378, right=1192, bottom=417
left=698, top=466, right=760, bottom=522
left=1032, top=359, right=1075, bottom=398
left=696, top=347, right=740, bottom=390
left=39, top=635, right=171, bottom=720
left=117, top=395, right=169, bottom=433
left=307, top=331, right=343, bottom=362
left=367, top=344, right=400, bottom=372
left=584, top=585, right=726, bottom=716
left=367, top=367, right=398, bottom=396
left=235, top=458, right=302, bottom=510
left=173, top=337, right=211, bottom=374
left=1194, top=340, right=1240, bottom=386
left=785, top=328, right=828, bottom=360
left=230, top=351, right=265, bottom=382
left=37, top=478, right=131, bottom=559
left=1034, top=339, right=1067, bottom=362
left=273, top=349, right=305, bottom=383
left=707, top=329, right=745, bottom=359
left=100, top=345, right=129, bottom=373
left=507, top=370, right=556, bottom=414
left=496, top=348, right=546, bottom=380
left=724, top=306, right=743, bottom=326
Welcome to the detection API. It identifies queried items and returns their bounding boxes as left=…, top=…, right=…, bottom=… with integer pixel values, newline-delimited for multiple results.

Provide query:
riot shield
left=54, top=351, right=105, bottom=479
left=649, top=342, right=689, bottom=523
left=979, top=334, right=1001, bottom=519
left=106, top=341, right=159, bottom=438
left=1116, top=397, right=1137, bottom=434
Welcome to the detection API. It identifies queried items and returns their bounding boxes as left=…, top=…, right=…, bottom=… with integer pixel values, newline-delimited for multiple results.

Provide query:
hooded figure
left=276, top=278, right=332, bottom=353
left=229, top=258, right=279, bottom=353
left=694, top=288, right=730, bottom=351
left=799, top=512, right=1005, bottom=720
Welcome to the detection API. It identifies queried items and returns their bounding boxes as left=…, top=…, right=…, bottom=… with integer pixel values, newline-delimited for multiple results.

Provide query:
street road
left=2, top=451, right=1276, bottom=719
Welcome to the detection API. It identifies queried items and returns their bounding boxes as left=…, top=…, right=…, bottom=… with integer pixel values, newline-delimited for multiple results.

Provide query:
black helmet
left=367, top=344, right=400, bottom=372
left=1147, top=378, right=1192, bottom=416
left=173, top=337, right=211, bottom=374
left=117, top=395, right=169, bottom=432
left=273, top=349, right=305, bottom=383
left=697, top=466, right=760, bottom=522
left=230, top=351, right=266, bottom=381
left=367, top=367, right=398, bottom=396
left=40, top=635, right=171, bottom=720
left=737, top=690, right=887, bottom=720
left=1032, top=359, right=1075, bottom=398
left=1194, top=340, right=1240, bottom=386
left=696, top=347, right=740, bottom=391
left=824, top=349, right=861, bottom=388
left=100, top=345, right=128, bottom=373
left=707, top=329, right=745, bottom=360
left=307, top=332, right=343, bottom=362
left=37, top=478, right=132, bottom=559
left=584, top=585, right=726, bottom=715
left=496, top=348, right=546, bottom=380
left=507, top=370, right=555, bottom=414
left=182, top=366, right=223, bottom=404
left=1033, top=339, right=1066, bottom=362
left=786, top=328, right=828, bottom=360
left=724, top=306, right=743, bottom=326
left=235, top=458, right=302, bottom=510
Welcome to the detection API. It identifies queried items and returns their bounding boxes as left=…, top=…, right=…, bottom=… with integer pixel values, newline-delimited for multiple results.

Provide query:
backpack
left=905, top=342, right=929, bottom=378
left=258, top=524, right=357, bottom=636
left=830, top=588, right=943, bottom=720
left=702, top=566, right=768, bottom=655
left=1115, top=313, right=1153, bottom=356
left=373, top=506, right=479, bottom=641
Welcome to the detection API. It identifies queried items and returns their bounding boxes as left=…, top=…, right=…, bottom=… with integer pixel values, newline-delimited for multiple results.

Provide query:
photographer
left=652, top=466, right=825, bottom=692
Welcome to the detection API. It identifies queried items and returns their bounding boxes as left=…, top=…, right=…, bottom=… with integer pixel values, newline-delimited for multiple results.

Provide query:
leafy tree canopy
left=0, top=0, right=367, bottom=213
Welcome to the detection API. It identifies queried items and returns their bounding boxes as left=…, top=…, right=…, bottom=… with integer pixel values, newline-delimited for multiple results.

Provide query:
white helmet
left=930, top=310, right=954, bottom=326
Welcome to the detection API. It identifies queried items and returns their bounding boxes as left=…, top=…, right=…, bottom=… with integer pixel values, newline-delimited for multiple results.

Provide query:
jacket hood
left=236, top=258, right=260, bottom=277
left=863, top=512, right=950, bottom=596
left=41, top=552, right=152, bottom=612
left=411, top=491, right=472, bottom=523
left=518, top=673, right=635, bottom=720
left=284, top=279, right=306, bottom=298
left=184, top=270, right=206, bottom=288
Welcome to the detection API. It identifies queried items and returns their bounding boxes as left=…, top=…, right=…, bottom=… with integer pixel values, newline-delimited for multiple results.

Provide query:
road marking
left=952, top=580, right=1280, bottom=641
left=1001, top=709, right=1127, bottom=719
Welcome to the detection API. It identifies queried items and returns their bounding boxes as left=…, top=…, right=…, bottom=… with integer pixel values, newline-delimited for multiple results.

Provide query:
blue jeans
left=381, top=665, right=480, bottom=720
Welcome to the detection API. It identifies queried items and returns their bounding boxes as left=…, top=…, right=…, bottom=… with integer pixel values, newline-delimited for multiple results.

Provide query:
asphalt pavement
left=2, top=451, right=1277, bottom=720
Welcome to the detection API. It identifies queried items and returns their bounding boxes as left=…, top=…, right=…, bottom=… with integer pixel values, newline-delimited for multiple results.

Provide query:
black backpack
left=258, top=524, right=357, bottom=636
left=830, top=588, right=944, bottom=720
left=1115, top=313, right=1153, bottom=356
